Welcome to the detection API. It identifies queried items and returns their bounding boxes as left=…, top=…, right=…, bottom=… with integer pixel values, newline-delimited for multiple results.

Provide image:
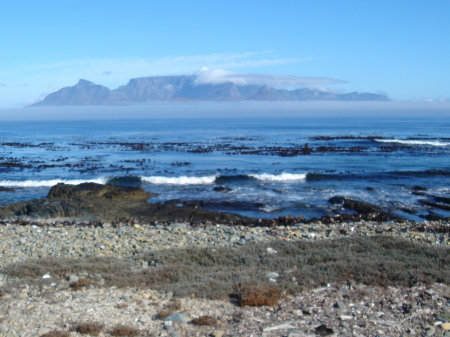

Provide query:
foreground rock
left=0, top=183, right=252, bottom=225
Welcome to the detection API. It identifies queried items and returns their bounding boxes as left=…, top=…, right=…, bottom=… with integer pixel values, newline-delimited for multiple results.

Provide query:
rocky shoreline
left=0, top=183, right=449, bottom=336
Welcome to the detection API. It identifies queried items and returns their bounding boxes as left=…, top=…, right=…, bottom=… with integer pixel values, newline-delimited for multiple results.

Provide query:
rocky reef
left=0, top=182, right=407, bottom=226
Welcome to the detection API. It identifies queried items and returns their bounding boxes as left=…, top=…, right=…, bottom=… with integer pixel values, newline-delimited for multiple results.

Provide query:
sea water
left=0, top=108, right=449, bottom=220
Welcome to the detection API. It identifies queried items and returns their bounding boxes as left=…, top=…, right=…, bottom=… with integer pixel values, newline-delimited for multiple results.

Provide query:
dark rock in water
left=419, top=199, right=450, bottom=211
left=47, top=182, right=152, bottom=200
left=213, top=186, right=232, bottom=192
left=0, top=187, right=15, bottom=192
left=412, top=185, right=428, bottom=191
left=412, top=191, right=428, bottom=196
left=424, top=212, right=448, bottom=221
left=328, top=196, right=396, bottom=221
left=399, top=207, right=417, bottom=214
left=434, top=196, right=450, bottom=205
left=328, top=196, right=346, bottom=204
left=365, top=187, right=376, bottom=191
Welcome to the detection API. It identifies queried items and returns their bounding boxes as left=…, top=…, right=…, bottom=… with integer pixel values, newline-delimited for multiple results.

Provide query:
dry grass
left=156, top=299, right=182, bottom=319
left=115, top=303, right=129, bottom=309
left=1, top=256, right=131, bottom=278
left=2, top=236, right=450, bottom=301
left=69, top=278, right=97, bottom=290
left=109, top=324, right=140, bottom=336
left=234, top=285, right=282, bottom=307
left=41, top=331, right=70, bottom=337
left=71, top=322, right=104, bottom=336
left=191, top=315, right=217, bottom=325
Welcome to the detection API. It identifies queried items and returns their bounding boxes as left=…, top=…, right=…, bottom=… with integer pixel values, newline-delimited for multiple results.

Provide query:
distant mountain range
left=30, top=75, right=389, bottom=106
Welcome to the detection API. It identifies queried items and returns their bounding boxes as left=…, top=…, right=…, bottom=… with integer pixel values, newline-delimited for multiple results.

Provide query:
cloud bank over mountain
left=192, top=68, right=345, bottom=89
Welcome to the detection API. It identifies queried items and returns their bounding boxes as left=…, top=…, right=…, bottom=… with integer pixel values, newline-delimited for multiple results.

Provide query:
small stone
left=315, top=324, right=334, bottom=336
left=211, top=331, right=225, bottom=337
left=164, top=312, right=189, bottom=324
left=425, top=326, right=436, bottom=336
left=266, top=247, right=277, bottom=254
left=67, top=274, right=79, bottom=282
left=265, top=272, right=279, bottom=279
left=335, top=300, right=346, bottom=311
left=238, top=238, right=246, bottom=245
left=170, top=223, right=187, bottom=229
left=37, top=328, right=51, bottom=335
left=42, top=274, right=51, bottom=279
left=442, top=323, right=450, bottom=331
left=164, top=323, right=174, bottom=331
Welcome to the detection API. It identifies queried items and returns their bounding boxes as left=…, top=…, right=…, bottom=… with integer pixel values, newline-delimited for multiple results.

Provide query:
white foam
left=249, top=173, right=307, bottom=181
left=375, top=139, right=450, bottom=146
left=0, top=177, right=108, bottom=187
left=141, top=175, right=217, bottom=185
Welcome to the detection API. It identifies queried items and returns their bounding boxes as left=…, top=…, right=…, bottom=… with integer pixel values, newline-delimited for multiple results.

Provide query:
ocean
left=1, top=105, right=449, bottom=221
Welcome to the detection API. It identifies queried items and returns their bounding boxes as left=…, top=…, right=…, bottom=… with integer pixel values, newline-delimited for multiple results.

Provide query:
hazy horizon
left=0, top=101, right=449, bottom=121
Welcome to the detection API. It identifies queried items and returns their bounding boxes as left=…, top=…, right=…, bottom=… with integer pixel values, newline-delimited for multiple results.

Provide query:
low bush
left=71, top=322, right=104, bottom=336
left=191, top=315, right=217, bottom=325
left=69, top=278, right=97, bottom=290
left=3, top=236, right=450, bottom=301
left=110, top=324, right=140, bottom=336
left=234, top=285, right=281, bottom=306
left=156, top=299, right=182, bottom=319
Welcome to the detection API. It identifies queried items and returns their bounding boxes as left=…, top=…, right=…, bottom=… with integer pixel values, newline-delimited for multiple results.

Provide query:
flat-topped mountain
left=30, top=74, right=389, bottom=106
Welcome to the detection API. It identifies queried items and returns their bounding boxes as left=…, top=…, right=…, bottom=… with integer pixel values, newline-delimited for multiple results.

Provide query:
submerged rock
left=328, top=196, right=396, bottom=221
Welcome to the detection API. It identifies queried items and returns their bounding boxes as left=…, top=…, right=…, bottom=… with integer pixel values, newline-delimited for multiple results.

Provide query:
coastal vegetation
left=2, top=236, right=449, bottom=301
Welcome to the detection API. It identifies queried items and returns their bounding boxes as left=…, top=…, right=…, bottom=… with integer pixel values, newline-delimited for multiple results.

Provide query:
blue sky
left=0, top=0, right=449, bottom=107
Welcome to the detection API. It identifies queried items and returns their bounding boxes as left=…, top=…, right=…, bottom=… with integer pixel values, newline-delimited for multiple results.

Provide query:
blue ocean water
left=0, top=113, right=449, bottom=220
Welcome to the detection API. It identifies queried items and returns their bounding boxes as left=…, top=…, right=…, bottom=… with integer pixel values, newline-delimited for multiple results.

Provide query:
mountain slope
left=30, top=75, right=389, bottom=106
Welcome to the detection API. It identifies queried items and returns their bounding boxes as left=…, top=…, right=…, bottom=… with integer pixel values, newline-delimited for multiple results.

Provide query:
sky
left=0, top=1, right=449, bottom=108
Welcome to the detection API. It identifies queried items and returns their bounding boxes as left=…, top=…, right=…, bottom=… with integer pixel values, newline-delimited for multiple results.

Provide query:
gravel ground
left=0, top=220, right=449, bottom=337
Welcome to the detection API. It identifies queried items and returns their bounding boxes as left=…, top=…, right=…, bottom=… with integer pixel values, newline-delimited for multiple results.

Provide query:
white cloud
left=193, top=68, right=344, bottom=88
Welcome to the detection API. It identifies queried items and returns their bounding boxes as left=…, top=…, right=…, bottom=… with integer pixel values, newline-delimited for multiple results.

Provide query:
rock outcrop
left=0, top=183, right=251, bottom=224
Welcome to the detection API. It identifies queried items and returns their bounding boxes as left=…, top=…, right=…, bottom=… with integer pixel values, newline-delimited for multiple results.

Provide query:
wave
left=375, top=139, right=450, bottom=146
left=141, top=175, right=217, bottom=185
left=0, top=177, right=108, bottom=188
left=142, top=172, right=307, bottom=185
left=249, top=173, right=307, bottom=181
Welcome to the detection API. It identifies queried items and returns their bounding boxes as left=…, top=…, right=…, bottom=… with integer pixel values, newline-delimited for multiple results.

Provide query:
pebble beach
left=0, top=220, right=450, bottom=336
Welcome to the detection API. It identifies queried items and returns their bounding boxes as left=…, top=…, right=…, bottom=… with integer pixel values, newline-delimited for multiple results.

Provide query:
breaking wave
left=249, top=173, right=307, bottom=181
left=141, top=175, right=217, bottom=185
left=0, top=178, right=108, bottom=187
left=375, top=139, right=450, bottom=146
